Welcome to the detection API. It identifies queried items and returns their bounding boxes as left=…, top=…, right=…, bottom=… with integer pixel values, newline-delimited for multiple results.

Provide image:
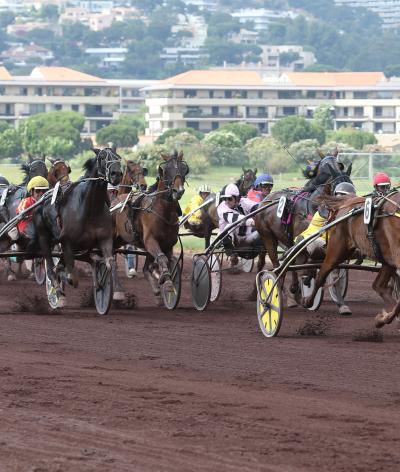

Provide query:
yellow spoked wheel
left=257, top=272, right=283, bottom=338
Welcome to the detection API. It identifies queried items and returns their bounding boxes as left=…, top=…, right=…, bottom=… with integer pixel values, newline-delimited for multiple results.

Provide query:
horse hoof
left=128, top=269, right=137, bottom=278
left=375, top=311, right=387, bottom=329
left=113, top=291, right=125, bottom=301
left=339, top=305, right=352, bottom=316
left=7, top=274, right=16, bottom=282
left=162, top=280, right=174, bottom=293
left=57, top=296, right=66, bottom=309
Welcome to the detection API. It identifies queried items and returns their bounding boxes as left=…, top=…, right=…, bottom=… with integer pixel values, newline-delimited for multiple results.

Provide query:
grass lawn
left=0, top=163, right=373, bottom=251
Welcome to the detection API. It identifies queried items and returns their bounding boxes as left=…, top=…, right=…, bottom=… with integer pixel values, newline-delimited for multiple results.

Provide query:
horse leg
left=372, top=265, right=396, bottom=306
left=303, top=241, right=350, bottom=309
left=111, top=255, right=125, bottom=300
left=62, top=243, right=78, bottom=288
left=144, top=236, right=173, bottom=292
left=143, top=254, right=160, bottom=296
left=375, top=298, right=400, bottom=328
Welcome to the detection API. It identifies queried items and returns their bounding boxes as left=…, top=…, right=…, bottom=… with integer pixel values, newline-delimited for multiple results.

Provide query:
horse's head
left=124, top=160, right=148, bottom=191
left=317, top=148, right=340, bottom=175
left=158, top=150, right=189, bottom=201
left=92, top=147, right=123, bottom=186
left=325, top=164, right=354, bottom=195
left=239, top=167, right=257, bottom=195
left=47, top=158, right=71, bottom=187
left=21, top=156, right=48, bottom=185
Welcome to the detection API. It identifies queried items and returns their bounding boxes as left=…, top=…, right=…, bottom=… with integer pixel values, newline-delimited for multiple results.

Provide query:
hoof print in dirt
left=352, top=330, right=383, bottom=343
left=14, top=295, right=50, bottom=314
left=80, top=289, right=95, bottom=308
left=296, top=317, right=330, bottom=336
left=113, top=293, right=137, bottom=310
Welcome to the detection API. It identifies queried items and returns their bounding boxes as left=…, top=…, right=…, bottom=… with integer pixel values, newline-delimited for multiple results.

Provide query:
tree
left=96, top=124, right=138, bottom=147
left=207, top=12, right=240, bottom=38
left=279, top=51, right=300, bottom=66
left=0, top=121, right=9, bottom=134
left=0, top=11, right=15, bottom=28
left=123, top=38, right=164, bottom=78
left=18, top=111, right=84, bottom=158
left=271, top=116, right=325, bottom=146
left=155, top=127, right=204, bottom=144
left=219, top=123, right=260, bottom=144
left=204, top=130, right=242, bottom=148
left=245, top=137, right=295, bottom=173
left=313, top=104, right=334, bottom=130
left=288, top=139, right=320, bottom=165
left=329, top=127, right=377, bottom=150
left=0, top=128, right=23, bottom=158
left=39, top=4, right=58, bottom=20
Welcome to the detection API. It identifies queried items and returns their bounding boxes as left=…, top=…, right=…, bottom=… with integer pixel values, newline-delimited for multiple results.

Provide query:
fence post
left=368, top=153, right=373, bottom=182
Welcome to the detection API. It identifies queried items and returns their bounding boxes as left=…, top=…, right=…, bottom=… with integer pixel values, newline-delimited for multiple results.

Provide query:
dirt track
left=0, top=258, right=399, bottom=472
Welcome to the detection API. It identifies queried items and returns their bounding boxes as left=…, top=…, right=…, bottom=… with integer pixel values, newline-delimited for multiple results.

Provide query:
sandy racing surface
left=0, top=257, right=399, bottom=472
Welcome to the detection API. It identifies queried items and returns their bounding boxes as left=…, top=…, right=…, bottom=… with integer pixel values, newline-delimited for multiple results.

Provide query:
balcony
left=183, top=111, right=243, bottom=119
left=248, top=112, right=268, bottom=118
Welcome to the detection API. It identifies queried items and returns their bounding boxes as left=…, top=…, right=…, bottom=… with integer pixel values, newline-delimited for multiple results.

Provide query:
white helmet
left=223, top=183, right=240, bottom=198
left=198, top=184, right=211, bottom=193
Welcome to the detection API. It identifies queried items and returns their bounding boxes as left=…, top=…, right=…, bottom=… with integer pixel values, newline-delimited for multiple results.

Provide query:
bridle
left=158, top=157, right=189, bottom=195
left=96, top=148, right=122, bottom=182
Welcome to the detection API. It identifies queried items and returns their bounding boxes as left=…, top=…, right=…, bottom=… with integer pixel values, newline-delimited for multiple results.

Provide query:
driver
left=183, top=184, right=212, bottom=226
left=372, top=172, right=391, bottom=195
left=15, top=176, right=49, bottom=243
left=217, top=183, right=261, bottom=266
left=247, top=174, right=274, bottom=202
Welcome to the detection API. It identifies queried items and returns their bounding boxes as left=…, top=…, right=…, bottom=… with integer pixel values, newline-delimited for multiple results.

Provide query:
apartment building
left=335, top=0, right=400, bottom=29
left=0, top=66, right=155, bottom=136
left=144, top=69, right=400, bottom=143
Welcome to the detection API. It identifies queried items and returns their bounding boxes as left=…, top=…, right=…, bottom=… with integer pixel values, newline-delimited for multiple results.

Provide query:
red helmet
left=373, top=172, right=391, bottom=187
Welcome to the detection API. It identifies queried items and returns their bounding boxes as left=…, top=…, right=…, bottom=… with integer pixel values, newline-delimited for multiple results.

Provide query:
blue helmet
left=254, top=174, right=273, bottom=188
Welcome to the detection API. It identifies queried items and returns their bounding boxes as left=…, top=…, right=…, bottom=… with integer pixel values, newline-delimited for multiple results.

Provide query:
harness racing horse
left=114, top=151, right=188, bottom=299
left=183, top=167, right=257, bottom=249
left=254, top=153, right=353, bottom=302
left=33, top=147, right=122, bottom=304
left=117, top=160, right=148, bottom=195
left=302, top=191, right=400, bottom=329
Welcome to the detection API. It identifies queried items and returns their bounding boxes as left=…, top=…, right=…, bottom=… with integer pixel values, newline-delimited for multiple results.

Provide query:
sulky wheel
left=161, top=256, right=182, bottom=310
left=191, top=255, right=211, bottom=311
left=92, top=260, right=113, bottom=315
left=208, top=254, right=222, bottom=302
left=240, top=257, right=254, bottom=273
left=300, top=274, right=324, bottom=311
left=257, top=271, right=283, bottom=338
left=327, top=268, right=348, bottom=304
left=33, top=258, right=46, bottom=286
left=44, top=260, right=63, bottom=310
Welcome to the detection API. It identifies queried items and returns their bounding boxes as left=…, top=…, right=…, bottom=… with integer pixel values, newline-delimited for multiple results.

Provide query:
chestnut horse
left=302, top=192, right=400, bottom=329
left=254, top=153, right=353, bottom=300
left=117, top=160, right=148, bottom=196
left=114, top=151, right=188, bottom=296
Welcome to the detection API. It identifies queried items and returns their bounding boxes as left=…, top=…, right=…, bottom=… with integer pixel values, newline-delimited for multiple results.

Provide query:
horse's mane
left=20, top=163, right=31, bottom=185
left=317, top=194, right=365, bottom=212
left=82, top=156, right=97, bottom=177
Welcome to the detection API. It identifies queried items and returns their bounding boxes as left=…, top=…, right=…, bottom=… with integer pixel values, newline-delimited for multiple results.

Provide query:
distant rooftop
left=161, top=70, right=265, bottom=86
left=282, top=72, right=387, bottom=87
left=30, top=67, right=104, bottom=82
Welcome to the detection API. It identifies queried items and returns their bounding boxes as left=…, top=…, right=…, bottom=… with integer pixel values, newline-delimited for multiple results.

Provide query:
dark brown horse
left=114, top=151, right=188, bottom=297
left=46, top=158, right=71, bottom=187
left=302, top=192, right=400, bottom=329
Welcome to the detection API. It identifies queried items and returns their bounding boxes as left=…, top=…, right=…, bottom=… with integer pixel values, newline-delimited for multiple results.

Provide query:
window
left=62, top=87, right=76, bottom=96
left=209, top=90, right=214, bottom=98
left=306, top=91, right=316, bottom=98
left=184, top=89, right=196, bottom=98
left=35, top=87, right=43, bottom=96
left=72, top=105, right=79, bottom=112
left=211, top=106, right=219, bottom=116
left=54, top=104, right=62, bottom=111
left=278, top=90, right=299, bottom=99
left=258, top=90, right=263, bottom=99
left=85, top=105, right=102, bottom=115
left=0, top=87, right=5, bottom=96
left=283, top=107, right=296, bottom=116
left=376, top=91, right=393, bottom=99
left=211, top=121, right=219, bottom=130
left=258, top=107, right=267, bottom=117
left=186, top=121, right=199, bottom=130
left=20, top=87, right=28, bottom=96
left=224, top=90, right=232, bottom=98
left=29, top=104, right=45, bottom=114
left=353, top=91, right=368, bottom=99
left=354, top=107, right=364, bottom=117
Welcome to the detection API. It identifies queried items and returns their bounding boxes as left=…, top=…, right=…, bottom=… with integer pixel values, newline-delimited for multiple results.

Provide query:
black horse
left=33, top=147, right=123, bottom=303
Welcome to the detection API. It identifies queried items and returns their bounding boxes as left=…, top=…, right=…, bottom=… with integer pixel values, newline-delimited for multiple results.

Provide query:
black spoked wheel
left=300, top=274, right=324, bottom=311
left=33, top=258, right=46, bottom=286
left=161, top=256, right=182, bottom=310
left=257, top=271, right=283, bottom=338
left=191, top=255, right=211, bottom=311
left=208, top=254, right=222, bottom=302
left=44, top=260, right=62, bottom=310
left=93, top=260, right=113, bottom=315
left=327, top=268, right=349, bottom=304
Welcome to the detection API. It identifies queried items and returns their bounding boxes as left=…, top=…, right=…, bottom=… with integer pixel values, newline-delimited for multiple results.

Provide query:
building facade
left=144, top=70, right=400, bottom=143
left=0, top=66, right=155, bottom=136
left=335, top=0, right=400, bottom=29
